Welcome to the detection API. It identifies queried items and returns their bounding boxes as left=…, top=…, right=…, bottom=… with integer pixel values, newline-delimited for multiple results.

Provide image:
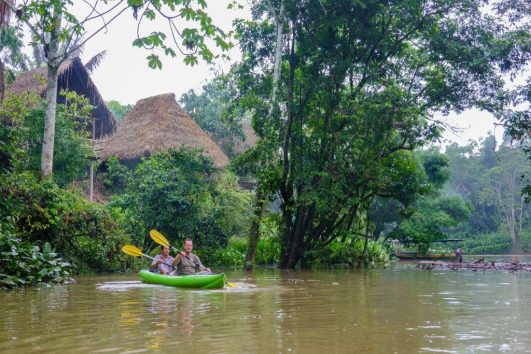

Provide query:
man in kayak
left=150, top=245, right=175, bottom=274
left=172, top=238, right=211, bottom=275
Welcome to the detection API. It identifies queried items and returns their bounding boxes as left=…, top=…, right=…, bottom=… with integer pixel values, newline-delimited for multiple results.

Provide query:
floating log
left=417, top=259, right=531, bottom=272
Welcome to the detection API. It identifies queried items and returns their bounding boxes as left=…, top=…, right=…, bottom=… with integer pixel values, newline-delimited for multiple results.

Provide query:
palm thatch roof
left=99, top=93, right=230, bottom=168
left=6, top=57, right=116, bottom=138
left=232, top=119, right=258, bottom=154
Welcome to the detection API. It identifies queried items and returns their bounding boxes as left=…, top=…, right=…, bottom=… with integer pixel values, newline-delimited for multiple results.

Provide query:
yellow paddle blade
left=226, top=282, right=237, bottom=288
left=149, top=229, right=170, bottom=247
left=122, top=245, right=144, bottom=257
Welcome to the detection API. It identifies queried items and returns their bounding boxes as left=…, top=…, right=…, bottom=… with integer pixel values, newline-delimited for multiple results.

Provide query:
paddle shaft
left=144, top=254, right=177, bottom=270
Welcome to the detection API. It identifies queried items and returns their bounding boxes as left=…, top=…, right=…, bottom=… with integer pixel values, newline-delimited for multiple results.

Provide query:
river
left=1, top=264, right=531, bottom=353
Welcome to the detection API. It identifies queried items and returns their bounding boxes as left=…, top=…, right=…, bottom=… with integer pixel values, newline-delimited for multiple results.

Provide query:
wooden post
left=89, top=117, right=96, bottom=202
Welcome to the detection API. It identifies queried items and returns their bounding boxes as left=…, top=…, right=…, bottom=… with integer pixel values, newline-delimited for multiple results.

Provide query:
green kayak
left=138, top=270, right=226, bottom=289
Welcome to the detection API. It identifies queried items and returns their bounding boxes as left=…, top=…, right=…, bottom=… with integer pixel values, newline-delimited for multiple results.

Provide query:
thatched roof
left=99, top=93, right=230, bottom=168
left=232, top=120, right=258, bottom=154
left=6, top=57, right=116, bottom=138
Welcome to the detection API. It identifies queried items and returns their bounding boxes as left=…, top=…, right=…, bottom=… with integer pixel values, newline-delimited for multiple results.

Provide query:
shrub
left=461, top=229, right=531, bottom=255
left=0, top=172, right=132, bottom=274
left=109, top=148, right=252, bottom=250
left=0, top=220, right=72, bottom=288
left=303, top=238, right=391, bottom=269
left=198, top=235, right=280, bottom=268
left=99, top=157, right=131, bottom=194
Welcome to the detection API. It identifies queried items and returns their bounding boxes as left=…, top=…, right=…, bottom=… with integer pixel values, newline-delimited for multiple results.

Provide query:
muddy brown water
left=1, top=265, right=531, bottom=353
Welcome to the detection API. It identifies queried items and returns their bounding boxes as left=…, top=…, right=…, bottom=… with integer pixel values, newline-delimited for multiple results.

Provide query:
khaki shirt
left=175, top=254, right=203, bottom=275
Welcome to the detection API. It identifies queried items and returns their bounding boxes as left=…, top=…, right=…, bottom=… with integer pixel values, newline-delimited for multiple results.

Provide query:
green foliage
left=28, top=90, right=92, bottom=186
left=418, top=148, right=450, bottom=190
left=460, top=228, right=531, bottom=255
left=0, top=91, right=41, bottom=172
left=303, top=238, right=391, bottom=269
left=109, top=148, right=252, bottom=249
left=445, top=141, right=502, bottom=234
left=211, top=172, right=253, bottom=239
left=228, top=0, right=527, bottom=267
left=0, top=172, right=131, bottom=274
left=0, top=220, right=72, bottom=289
left=100, top=157, right=132, bottom=194
left=180, top=75, right=244, bottom=158
left=199, top=235, right=281, bottom=268
left=0, top=24, right=29, bottom=83
left=106, top=100, right=133, bottom=121
left=1, top=90, right=93, bottom=186
left=390, top=196, right=472, bottom=250
left=16, top=1, right=232, bottom=69
left=368, top=148, right=451, bottom=244
left=446, top=137, right=531, bottom=252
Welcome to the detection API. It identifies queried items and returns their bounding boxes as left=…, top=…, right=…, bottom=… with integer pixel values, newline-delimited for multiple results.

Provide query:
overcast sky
left=68, top=0, right=502, bottom=147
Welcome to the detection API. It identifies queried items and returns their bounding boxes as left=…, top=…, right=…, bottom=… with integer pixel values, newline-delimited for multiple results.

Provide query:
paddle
left=149, top=229, right=236, bottom=287
left=121, top=244, right=177, bottom=270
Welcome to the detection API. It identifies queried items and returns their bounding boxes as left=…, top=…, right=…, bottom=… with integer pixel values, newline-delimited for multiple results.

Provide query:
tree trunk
left=40, top=7, right=62, bottom=178
left=244, top=187, right=265, bottom=270
left=245, top=0, right=286, bottom=270
left=279, top=206, right=293, bottom=268
left=0, top=59, right=4, bottom=104
left=40, top=64, right=59, bottom=178
left=510, top=204, right=522, bottom=253
left=271, top=1, right=285, bottom=104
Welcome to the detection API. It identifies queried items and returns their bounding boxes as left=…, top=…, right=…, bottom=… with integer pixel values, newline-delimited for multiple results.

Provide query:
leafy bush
left=198, top=235, right=280, bottom=267
left=109, top=148, right=252, bottom=250
left=461, top=228, right=531, bottom=255
left=0, top=172, right=132, bottom=274
left=0, top=91, right=40, bottom=172
left=0, top=221, right=72, bottom=288
left=1, top=90, right=93, bottom=187
left=99, top=157, right=131, bottom=194
left=303, top=238, right=390, bottom=269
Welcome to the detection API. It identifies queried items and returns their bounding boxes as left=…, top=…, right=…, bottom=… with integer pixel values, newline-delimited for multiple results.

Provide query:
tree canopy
left=229, top=0, right=531, bottom=268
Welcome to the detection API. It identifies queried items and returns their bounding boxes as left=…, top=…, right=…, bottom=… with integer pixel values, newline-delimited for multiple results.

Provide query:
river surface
left=1, top=264, right=531, bottom=353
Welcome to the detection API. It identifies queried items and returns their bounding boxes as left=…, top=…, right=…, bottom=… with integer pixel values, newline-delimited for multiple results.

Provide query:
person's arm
left=150, top=256, right=161, bottom=270
left=172, top=254, right=182, bottom=266
left=195, top=255, right=211, bottom=273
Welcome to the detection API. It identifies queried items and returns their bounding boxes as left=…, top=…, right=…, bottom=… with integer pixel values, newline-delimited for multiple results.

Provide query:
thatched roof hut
left=6, top=57, right=116, bottom=138
left=99, top=93, right=230, bottom=168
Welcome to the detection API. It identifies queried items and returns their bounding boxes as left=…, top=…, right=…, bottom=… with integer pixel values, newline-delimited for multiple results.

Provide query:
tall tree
left=242, top=0, right=286, bottom=270
left=232, top=0, right=530, bottom=268
left=487, top=146, right=530, bottom=252
left=445, top=141, right=502, bottom=234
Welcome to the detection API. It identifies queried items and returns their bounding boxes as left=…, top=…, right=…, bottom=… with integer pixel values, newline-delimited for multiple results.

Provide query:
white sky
left=74, top=0, right=245, bottom=103
left=36, top=0, right=507, bottom=146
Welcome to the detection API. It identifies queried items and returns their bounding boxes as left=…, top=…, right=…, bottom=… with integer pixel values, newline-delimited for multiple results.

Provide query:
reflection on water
left=1, top=269, right=531, bottom=353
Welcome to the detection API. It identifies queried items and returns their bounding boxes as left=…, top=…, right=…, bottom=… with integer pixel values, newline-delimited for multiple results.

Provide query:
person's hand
left=180, top=251, right=186, bottom=256
left=205, top=267, right=211, bottom=273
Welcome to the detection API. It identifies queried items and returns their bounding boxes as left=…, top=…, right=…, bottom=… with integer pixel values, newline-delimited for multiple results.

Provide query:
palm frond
left=84, top=50, right=107, bottom=74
